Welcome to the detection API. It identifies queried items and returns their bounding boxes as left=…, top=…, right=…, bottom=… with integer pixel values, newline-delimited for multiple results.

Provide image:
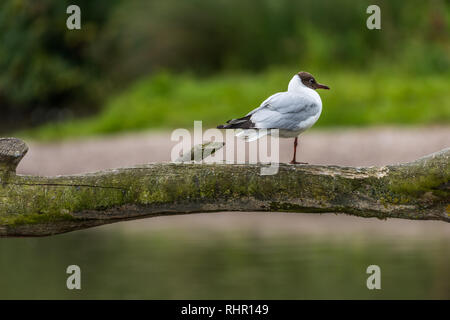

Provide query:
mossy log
left=0, top=137, right=449, bottom=237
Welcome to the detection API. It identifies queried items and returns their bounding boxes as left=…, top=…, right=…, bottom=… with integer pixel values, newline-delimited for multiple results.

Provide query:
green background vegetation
left=1, top=0, right=449, bottom=139
left=21, top=69, right=450, bottom=140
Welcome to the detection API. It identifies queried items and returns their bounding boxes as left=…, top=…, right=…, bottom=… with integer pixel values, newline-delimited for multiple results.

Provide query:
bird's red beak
left=316, top=83, right=330, bottom=90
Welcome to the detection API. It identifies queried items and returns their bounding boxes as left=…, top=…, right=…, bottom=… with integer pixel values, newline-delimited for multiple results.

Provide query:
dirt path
left=15, top=127, right=450, bottom=237
left=18, top=126, right=450, bottom=176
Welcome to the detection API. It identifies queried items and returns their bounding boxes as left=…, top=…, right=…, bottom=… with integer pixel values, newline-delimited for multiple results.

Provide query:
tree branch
left=0, top=137, right=448, bottom=237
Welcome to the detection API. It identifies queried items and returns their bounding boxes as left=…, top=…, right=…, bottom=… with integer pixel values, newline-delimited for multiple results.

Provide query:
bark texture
left=0, top=137, right=448, bottom=237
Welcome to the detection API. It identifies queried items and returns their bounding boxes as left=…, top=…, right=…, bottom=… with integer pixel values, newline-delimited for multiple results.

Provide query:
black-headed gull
left=217, top=71, right=330, bottom=164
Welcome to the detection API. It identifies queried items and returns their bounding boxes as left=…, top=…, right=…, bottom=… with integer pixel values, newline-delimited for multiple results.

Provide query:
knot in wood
left=0, top=137, right=28, bottom=173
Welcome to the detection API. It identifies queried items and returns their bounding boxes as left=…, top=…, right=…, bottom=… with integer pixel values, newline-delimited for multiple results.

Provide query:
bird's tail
left=235, top=129, right=269, bottom=142
left=217, top=115, right=253, bottom=129
left=218, top=115, right=269, bottom=142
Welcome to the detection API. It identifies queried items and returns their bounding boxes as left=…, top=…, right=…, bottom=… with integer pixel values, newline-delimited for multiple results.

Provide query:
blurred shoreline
left=98, top=211, right=450, bottom=239
left=17, top=126, right=450, bottom=176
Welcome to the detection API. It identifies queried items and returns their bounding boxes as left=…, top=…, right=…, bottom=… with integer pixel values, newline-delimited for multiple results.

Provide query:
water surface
left=1, top=217, right=448, bottom=299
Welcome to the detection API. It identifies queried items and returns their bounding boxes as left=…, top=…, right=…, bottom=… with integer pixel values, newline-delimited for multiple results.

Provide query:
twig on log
left=0, top=137, right=448, bottom=237
left=175, top=141, right=225, bottom=162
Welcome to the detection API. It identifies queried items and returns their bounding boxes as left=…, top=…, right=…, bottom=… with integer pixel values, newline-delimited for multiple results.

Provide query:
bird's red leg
left=290, top=137, right=298, bottom=164
left=290, top=137, right=308, bottom=164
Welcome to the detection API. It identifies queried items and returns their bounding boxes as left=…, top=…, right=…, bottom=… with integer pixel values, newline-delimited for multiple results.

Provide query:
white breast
left=288, top=77, right=323, bottom=134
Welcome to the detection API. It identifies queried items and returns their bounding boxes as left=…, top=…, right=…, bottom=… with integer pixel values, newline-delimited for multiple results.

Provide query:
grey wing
left=245, top=92, right=284, bottom=116
left=249, top=92, right=319, bottom=130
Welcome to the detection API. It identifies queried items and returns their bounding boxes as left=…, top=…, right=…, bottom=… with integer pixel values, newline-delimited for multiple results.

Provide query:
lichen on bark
left=0, top=138, right=448, bottom=237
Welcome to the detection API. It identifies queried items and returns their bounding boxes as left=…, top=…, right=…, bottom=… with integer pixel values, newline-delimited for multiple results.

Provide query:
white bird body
left=235, top=75, right=323, bottom=141
left=217, top=71, right=329, bottom=163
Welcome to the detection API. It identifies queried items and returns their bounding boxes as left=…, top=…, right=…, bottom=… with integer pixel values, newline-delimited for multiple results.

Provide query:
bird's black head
left=297, top=71, right=330, bottom=90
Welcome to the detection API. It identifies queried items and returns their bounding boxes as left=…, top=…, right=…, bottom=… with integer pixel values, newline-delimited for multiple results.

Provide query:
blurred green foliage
left=1, top=0, right=449, bottom=133
left=0, top=0, right=119, bottom=128
left=20, top=68, right=450, bottom=140
left=98, top=0, right=449, bottom=74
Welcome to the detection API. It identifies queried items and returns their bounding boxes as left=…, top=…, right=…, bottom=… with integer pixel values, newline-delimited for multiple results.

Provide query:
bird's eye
left=309, top=79, right=314, bottom=83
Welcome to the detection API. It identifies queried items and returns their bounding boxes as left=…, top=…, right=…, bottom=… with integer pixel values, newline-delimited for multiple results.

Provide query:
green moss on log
left=0, top=138, right=448, bottom=237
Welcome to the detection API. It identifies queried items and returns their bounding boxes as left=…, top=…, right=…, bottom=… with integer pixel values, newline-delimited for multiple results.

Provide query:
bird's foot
left=289, top=161, right=308, bottom=165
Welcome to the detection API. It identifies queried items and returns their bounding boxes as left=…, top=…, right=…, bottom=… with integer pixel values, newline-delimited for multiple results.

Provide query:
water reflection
left=0, top=218, right=448, bottom=299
